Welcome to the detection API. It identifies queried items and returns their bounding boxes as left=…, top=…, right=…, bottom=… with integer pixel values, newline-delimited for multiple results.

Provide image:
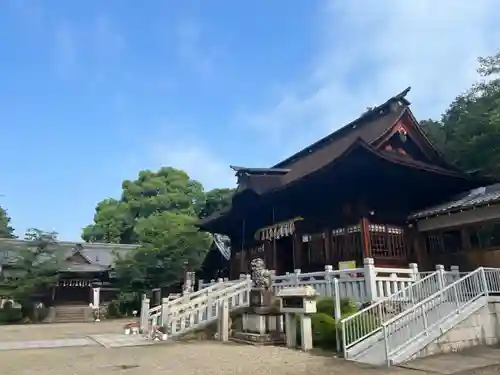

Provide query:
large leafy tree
left=82, top=167, right=234, bottom=304
left=422, top=51, right=500, bottom=178
left=199, top=188, right=234, bottom=219
left=82, top=168, right=206, bottom=244
left=0, top=206, right=16, bottom=239
left=6, top=229, right=64, bottom=313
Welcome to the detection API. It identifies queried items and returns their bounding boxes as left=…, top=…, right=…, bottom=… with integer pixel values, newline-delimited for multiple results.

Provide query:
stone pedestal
left=231, top=288, right=285, bottom=345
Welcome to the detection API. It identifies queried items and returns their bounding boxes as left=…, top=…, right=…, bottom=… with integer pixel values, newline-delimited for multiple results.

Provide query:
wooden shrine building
left=198, top=88, right=495, bottom=277
left=0, top=239, right=138, bottom=305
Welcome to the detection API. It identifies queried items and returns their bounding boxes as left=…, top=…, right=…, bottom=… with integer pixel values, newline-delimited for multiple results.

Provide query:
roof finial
left=395, top=87, right=411, bottom=100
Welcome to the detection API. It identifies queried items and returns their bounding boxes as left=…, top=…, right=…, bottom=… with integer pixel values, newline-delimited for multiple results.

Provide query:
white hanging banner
left=254, top=217, right=303, bottom=241
left=212, top=233, right=231, bottom=260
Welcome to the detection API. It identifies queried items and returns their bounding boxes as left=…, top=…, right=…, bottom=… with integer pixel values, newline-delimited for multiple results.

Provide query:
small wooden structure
left=198, top=88, right=494, bottom=277
left=410, top=184, right=500, bottom=270
left=0, top=239, right=138, bottom=305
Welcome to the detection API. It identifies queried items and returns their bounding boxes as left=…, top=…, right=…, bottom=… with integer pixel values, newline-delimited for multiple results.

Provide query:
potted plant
left=124, top=321, right=139, bottom=335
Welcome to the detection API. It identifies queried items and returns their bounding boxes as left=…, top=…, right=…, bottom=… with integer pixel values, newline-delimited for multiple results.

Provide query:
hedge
left=0, top=308, right=22, bottom=324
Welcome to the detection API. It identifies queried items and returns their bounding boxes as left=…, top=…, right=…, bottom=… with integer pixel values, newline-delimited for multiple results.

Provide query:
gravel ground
left=0, top=342, right=426, bottom=375
left=1, top=323, right=498, bottom=375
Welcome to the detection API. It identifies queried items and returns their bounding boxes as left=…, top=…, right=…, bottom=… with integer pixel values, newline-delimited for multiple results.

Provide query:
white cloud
left=175, top=18, right=218, bottom=77
left=149, top=124, right=236, bottom=191
left=242, top=0, right=500, bottom=157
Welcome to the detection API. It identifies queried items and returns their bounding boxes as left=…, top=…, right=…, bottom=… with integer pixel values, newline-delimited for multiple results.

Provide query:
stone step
left=54, top=305, right=87, bottom=323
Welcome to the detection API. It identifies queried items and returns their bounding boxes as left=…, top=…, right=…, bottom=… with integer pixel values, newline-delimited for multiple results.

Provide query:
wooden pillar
left=324, top=229, right=331, bottom=264
left=272, top=239, right=278, bottom=273
left=360, top=217, right=371, bottom=259
left=410, top=224, right=429, bottom=269
left=239, top=249, right=246, bottom=274
left=293, top=233, right=302, bottom=270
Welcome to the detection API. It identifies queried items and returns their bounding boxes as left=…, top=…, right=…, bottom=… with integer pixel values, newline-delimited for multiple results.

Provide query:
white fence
left=199, top=258, right=462, bottom=303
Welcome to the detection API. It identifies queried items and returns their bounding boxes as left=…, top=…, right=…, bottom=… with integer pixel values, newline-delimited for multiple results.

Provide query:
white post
left=161, top=297, right=169, bottom=326
left=92, top=287, right=100, bottom=308
left=450, top=265, right=460, bottom=283
left=92, top=287, right=101, bottom=322
left=435, top=264, right=445, bottom=288
left=140, top=295, right=150, bottom=333
left=364, top=258, right=377, bottom=301
left=325, top=265, right=334, bottom=297
left=333, top=278, right=341, bottom=353
left=198, top=279, right=204, bottom=290
left=218, top=298, right=229, bottom=342
left=408, top=263, right=419, bottom=281
left=293, top=269, right=301, bottom=286
left=300, top=314, right=313, bottom=351
left=285, top=313, right=296, bottom=348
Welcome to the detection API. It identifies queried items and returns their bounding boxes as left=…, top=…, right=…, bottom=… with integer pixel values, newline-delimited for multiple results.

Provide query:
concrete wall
left=414, top=299, right=500, bottom=358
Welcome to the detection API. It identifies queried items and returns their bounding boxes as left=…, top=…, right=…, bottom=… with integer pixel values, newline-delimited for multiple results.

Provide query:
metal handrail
left=381, top=267, right=488, bottom=366
left=381, top=268, right=483, bottom=328
left=341, top=270, right=440, bottom=357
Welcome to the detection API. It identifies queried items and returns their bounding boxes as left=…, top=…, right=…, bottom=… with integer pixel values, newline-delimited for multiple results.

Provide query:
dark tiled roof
left=409, top=184, right=500, bottom=220
left=58, top=263, right=110, bottom=272
left=0, top=239, right=138, bottom=268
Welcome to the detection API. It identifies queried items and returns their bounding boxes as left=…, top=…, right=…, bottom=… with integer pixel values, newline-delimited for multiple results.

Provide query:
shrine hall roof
left=0, top=239, right=138, bottom=269
left=198, top=87, right=482, bottom=230
left=409, top=183, right=500, bottom=220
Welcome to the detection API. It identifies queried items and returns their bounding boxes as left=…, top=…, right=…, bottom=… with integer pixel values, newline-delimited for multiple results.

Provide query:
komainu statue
left=250, top=258, right=270, bottom=290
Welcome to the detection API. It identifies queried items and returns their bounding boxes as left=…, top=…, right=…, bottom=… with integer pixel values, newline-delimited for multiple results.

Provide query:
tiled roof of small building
left=409, top=183, right=500, bottom=220
left=0, top=239, right=138, bottom=268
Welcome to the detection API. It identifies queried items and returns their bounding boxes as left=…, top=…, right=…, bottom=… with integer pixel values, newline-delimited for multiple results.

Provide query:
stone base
left=242, top=312, right=283, bottom=335
left=231, top=331, right=285, bottom=346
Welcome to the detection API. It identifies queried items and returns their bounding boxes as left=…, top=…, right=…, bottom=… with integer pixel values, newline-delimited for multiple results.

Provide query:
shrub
left=295, top=312, right=339, bottom=349
left=339, top=298, right=358, bottom=316
left=106, top=300, right=122, bottom=318
left=294, top=297, right=365, bottom=350
left=316, top=296, right=358, bottom=317
left=316, top=297, right=334, bottom=315
left=0, top=307, right=22, bottom=324
left=311, top=313, right=338, bottom=348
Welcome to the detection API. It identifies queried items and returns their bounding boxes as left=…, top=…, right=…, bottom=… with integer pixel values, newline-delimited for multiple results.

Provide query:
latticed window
left=369, top=224, right=407, bottom=259
left=330, top=225, right=362, bottom=263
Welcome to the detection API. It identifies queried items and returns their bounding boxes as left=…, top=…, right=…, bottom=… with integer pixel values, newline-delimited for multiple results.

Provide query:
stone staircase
left=54, top=305, right=87, bottom=323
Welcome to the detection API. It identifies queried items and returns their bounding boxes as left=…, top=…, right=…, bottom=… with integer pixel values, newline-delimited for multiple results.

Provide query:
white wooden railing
left=199, top=259, right=462, bottom=303
left=141, top=276, right=253, bottom=337
left=166, top=277, right=251, bottom=338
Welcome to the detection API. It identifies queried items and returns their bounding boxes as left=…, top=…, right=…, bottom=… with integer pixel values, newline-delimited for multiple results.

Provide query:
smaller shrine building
left=0, top=239, right=138, bottom=306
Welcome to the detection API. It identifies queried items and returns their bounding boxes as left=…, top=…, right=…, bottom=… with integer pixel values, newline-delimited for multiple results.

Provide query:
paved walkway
left=0, top=334, right=153, bottom=350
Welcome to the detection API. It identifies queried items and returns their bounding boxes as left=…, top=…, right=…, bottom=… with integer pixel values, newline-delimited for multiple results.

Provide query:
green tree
left=422, top=51, right=500, bottom=178
left=115, top=212, right=211, bottom=295
left=6, top=229, right=64, bottom=314
left=0, top=206, right=16, bottom=239
left=199, top=188, right=234, bottom=219
left=82, top=167, right=234, bottom=308
left=82, top=168, right=206, bottom=244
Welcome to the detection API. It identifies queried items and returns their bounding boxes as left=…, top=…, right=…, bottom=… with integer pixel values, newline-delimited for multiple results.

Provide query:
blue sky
left=1, top=0, right=500, bottom=241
